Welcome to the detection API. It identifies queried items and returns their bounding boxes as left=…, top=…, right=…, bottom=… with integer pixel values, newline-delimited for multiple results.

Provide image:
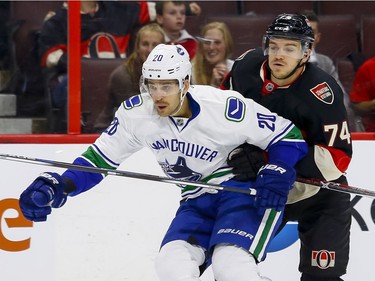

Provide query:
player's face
left=138, top=31, right=164, bottom=62
left=157, top=2, right=186, bottom=33
left=148, top=79, right=182, bottom=117
left=267, top=38, right=309, bottom=84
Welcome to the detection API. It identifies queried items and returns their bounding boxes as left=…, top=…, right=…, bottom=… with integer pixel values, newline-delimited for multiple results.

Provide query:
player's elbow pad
left=267, top=141, right=308, bottom=168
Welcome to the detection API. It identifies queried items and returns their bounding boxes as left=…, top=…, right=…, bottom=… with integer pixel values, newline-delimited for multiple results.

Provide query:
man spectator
left=39, top=1, right=156, bottom=130
left=39, top=1, right=201, bottom=131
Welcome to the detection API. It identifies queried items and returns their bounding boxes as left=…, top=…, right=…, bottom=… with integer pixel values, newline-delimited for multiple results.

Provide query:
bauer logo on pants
left=311, top=250, right=335, bottom=269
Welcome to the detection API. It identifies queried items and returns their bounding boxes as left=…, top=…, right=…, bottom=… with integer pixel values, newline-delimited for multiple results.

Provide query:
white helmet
left=141, top=44, right=191, bottom=89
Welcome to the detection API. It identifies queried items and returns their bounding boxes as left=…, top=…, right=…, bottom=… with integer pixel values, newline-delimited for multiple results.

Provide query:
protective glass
left=196, top=36, right=223, bottom=46
left=263, top=35, right=307, bottom=59
left=140, top=76, right=181, bottom=97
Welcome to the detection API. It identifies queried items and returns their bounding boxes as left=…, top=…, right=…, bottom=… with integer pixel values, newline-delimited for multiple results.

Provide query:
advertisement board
left=0, top=141, right=374, bottom=281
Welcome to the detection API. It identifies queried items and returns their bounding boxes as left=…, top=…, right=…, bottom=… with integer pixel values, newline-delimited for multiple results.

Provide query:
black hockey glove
left=227, top=143, right=266, bottom=181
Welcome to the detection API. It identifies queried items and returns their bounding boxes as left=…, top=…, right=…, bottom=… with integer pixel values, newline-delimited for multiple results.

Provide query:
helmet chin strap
left=170, top=88, right=186, bottom=117
left=277, top=58, right=304, bottom=80
left=270, top=53, right=309, bottom=81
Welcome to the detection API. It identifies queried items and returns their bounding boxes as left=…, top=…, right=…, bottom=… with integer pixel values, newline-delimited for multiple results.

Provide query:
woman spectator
left=192, top=21, right=233, bottom=87
left=94, top=23, right=165, bottom=131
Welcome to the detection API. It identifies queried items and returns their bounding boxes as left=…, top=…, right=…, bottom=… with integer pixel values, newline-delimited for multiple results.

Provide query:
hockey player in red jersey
left=222, top=14, right=353, bottom=281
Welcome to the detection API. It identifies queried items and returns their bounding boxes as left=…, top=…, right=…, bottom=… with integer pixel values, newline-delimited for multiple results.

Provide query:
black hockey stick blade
left=0, top=153, right=256, bottom=195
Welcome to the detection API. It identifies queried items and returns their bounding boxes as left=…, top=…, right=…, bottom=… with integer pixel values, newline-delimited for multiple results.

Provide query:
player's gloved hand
left=227, top=143, right=266, bottom=181
left=19, top=172, right=68, bottom=222
left=254, top=162, right=296, bottom=215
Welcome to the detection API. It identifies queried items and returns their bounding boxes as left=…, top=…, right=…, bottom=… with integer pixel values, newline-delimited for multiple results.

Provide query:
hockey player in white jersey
left=19, top=44, right=307, bottom=281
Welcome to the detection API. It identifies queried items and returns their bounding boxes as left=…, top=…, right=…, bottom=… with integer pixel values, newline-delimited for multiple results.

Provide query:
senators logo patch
left=311, top=250, right=336, bottom=269
left=310, top=82, right=334, bottom=104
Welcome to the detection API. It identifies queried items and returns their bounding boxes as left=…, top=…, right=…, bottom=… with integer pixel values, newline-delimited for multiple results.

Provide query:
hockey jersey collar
left=168, top=92, right=200, bottom=131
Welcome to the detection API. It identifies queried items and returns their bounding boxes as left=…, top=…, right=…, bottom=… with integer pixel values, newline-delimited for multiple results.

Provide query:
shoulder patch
left=123, top=95, right=143, bottom=110
left=225, top=97, right=245, bottom=122
left=310, top=82, right=334, bottom=104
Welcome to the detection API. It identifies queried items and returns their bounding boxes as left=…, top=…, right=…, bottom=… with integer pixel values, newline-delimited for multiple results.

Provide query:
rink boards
left=0, top=141, right=374, bottom=281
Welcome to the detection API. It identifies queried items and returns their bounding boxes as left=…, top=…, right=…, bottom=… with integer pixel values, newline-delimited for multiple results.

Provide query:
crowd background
left=0, top=0, right=374, bottom=134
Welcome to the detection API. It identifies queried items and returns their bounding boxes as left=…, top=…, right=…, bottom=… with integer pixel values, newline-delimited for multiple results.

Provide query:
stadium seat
left=336, top=58, right=365, bottom=132
left=6, top=1, right=63, bottom=116
left=195, top=1, right=240, bottom=15
left=185, top=1, right=240, bottom=38
left=316, top=15, right=358, bottom=62
left=9, top=1, right=62, bottom=66
left=205, top=15, right=274, bottom=59
left=360, top=15, right=375, bottom=59
left=336, top=59, right=355, bottom=95
left=317, top=1, right=375, bottom=28
left=81, top=58, right=124, bottom=133
left=242, top=1, right=314, bottom=16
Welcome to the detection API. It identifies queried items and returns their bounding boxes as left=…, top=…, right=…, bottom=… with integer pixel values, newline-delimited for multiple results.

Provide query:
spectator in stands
left=94, top=23, right=165, bottom=132
left=156, top=1, right=198, bottom=59
left=192, top=21, right=233, bottom=88
left=349, top=56, right=375, bottom=132
left=40, top=1, right=201, bottom=131
left=299, top=9, right=361, bottom=131
left=39, top=1, right=156, bottom=130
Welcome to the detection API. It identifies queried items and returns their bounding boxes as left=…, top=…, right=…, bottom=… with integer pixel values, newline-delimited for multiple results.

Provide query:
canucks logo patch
left=310, top=82, right=334, bottom=104
left=225, top=97, right=245, bottom=122
left=160, top=157, right=202, bottom=182
left=123, top=95, right=143, bottom=110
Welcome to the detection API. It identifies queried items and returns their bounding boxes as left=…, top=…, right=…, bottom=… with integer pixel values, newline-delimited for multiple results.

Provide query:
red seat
left=6, top=1, right=63, bottom=116
left=360, top=16, right=375, bottom=58
left=81, top=58, right=125, bottom=133
left=9, top=1, right=63, bottom=69
left=205, top=15, right=274, bottom=59
left=185, top=1, right=239, bottom=38
left=316, top=15, right=358, bottom=62
left=336, top=58, right=365, bottom=132
left=194, top=1, right=239, bottom=15
left=318, top=1, right=375, bottom=28
left=336, top=59, right=355, bottom=94
left=243, top=1, right=314, bottom=16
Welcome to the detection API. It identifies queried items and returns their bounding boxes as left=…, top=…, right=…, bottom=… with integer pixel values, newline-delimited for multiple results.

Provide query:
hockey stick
left=1, top=153, right=374, bottom=198
left=0, top=153, right=256, bottom=195
left=296, top=177, right=375, bottom=198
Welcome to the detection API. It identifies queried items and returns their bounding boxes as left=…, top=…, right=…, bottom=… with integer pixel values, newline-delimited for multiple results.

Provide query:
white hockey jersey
left=66, top=85, right=305, bottom=199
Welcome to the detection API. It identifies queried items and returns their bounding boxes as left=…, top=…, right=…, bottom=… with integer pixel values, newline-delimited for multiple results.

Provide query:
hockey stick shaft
left=1, top=153, right=374, bottom=198
left=296, top=177, right=375, bottom=198
left=0, top=153, right=255, bottom=195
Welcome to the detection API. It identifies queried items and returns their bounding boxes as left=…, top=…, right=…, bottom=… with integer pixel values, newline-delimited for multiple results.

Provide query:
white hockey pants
left=155, top=240, right=265, bottom=281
